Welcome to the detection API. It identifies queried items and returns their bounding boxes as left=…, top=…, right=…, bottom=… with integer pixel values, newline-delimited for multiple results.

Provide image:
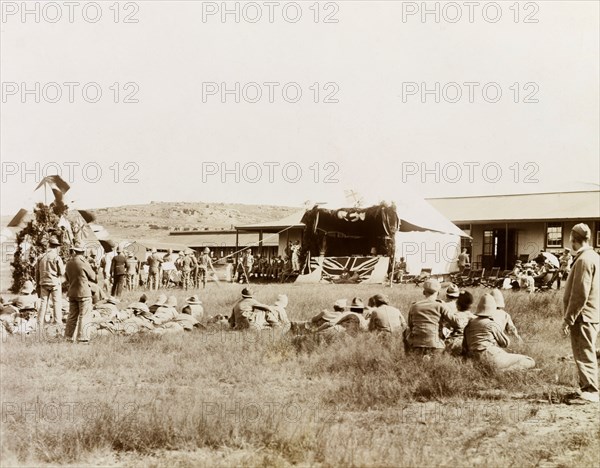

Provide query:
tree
left=10, top=201, right=69, bottom=293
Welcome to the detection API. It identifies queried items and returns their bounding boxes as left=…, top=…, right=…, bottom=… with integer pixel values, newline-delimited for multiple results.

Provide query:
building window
left=546, top=223, right=563, bottom=248
left=483, top=230, right=494, bottom=256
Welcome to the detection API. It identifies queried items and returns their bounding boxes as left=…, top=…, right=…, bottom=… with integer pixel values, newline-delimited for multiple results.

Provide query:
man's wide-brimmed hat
left=129, top=302, right=149, bottom=313
left=476, top=294, right=497, bottom=318
left=20, top=280, right=34, bottom=294
left=72, top=243, right=85, bottom=253
left=165, top=296, right=178, bottom=307
left=490, top=289, right=505, bottom=309
left=371, top=294, right=389, bottom=306
left=242, top=288, right=253, bottom=298
left=445, top=283, right=460, bottom=298
left=153, top=294, right=167, bottom=306
left=48, top=236, right=61, bottom=247
left=203, top=247, right=211, bottom=253
left=350, top=297, right=365, bottom=309
left=186, top=295, right=202, bottom=305
left=333, top=299, right=347, bottom=309
left=423, top=279, right=441, bottom=294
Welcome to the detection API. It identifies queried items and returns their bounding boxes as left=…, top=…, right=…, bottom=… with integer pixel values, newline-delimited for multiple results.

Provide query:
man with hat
left=179, top=250, right=196, bottom=290
left=229, top=288, right=271, bottom=330
left=266, top=294, right=291, bottom=333
left=64, top=243, right=96, bottom=343
left=561, top=223, right=600, bottom=404
left=368, top=294, right=405, bottom=334
left=149, top=294, right=167, bottom=314
left=181, top=295, right=204, bottom=322
left=35, top=236, right=65, bottom=332
left=126, top=251, right=139, bottom=291
left=404, top=279, right=462, bottom=355
left=443, top=283, right=460, bottom=313
left=463, top=295, right=535, bottom=371
left=197, top=247, right=217, bottom=288
left=110, top=246, right=128, bottom=298
left=311, top=299, right=347, bottom=330
left=146, top=248, right=162, bottom=290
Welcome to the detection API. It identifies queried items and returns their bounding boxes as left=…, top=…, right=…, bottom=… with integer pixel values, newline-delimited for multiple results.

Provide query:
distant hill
left=91, top=201, right=300, bottom=242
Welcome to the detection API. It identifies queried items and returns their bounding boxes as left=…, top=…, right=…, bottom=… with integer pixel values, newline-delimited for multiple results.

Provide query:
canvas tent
left=295, top=189, right=468, bottom=283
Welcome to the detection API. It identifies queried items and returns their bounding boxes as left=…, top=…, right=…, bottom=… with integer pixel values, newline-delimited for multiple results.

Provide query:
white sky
left=1, top=0, right=599, bottom=215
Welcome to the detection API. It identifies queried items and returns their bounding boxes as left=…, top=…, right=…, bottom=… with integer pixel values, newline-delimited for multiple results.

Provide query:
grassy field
left=1, top=283, right=599, bottom=467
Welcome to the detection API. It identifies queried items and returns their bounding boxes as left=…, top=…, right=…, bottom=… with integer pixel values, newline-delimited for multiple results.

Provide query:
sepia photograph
left=0, top=1, right=599, bottom=467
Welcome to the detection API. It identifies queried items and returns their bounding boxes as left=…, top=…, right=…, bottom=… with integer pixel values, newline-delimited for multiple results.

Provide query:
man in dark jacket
left=110, top=246, right=128, bottom=298
left=65, top=244, right=96, bottom=343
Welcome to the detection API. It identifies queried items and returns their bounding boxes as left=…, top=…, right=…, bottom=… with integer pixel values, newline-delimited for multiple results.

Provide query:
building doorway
left=482, top=228, right=518, bottom=270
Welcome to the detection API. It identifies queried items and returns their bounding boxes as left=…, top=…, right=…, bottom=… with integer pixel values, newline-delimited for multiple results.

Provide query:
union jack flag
left=308, top=256, right=384, bottom=283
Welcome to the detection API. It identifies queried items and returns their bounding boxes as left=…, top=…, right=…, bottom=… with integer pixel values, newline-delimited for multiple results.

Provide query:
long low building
left=427, top=190, right=600, bottom=270
left=168, top=230, right=278, bottom=259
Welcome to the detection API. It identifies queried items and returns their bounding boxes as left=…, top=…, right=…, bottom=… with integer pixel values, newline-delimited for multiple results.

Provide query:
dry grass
left=1, top=283, right=598, bottom=467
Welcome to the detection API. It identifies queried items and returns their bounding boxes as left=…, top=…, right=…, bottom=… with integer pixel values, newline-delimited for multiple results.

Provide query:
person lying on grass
left=462, top=294, right=535, bottom=372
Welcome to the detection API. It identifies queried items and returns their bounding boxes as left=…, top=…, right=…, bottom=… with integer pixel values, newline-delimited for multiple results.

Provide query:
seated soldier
left=490, top=289, right=522, bottom=343
left=0, top=303, right=18, bottom=337
left=444, top=290, right=476, bottom=355
left=443, top=283, right=460, bottom=312
left=266, top=294, right=291, bottom=333
left=152, top=296, right=179, bottom=325
left=463, top=295, right=535, bottom=372
left=310, top=299, right=347, bottom=335
left=404, top=279, right=462, bottom=356
left=13, top=280, right=39, bottom=320
left=149, top=294, right=167, bottom=314
left=368, top=294, right=406, bottom=334
left=181, top=295, right=204, bottom=322
left=229, top=288, right=271, bottom=330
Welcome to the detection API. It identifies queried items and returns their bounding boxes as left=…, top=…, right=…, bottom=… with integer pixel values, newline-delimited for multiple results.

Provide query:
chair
left=454, top=268, right=472, bottom=287
left=483, top=267, right=501, bottom=287
left=465, top=269, right=485, bottom=287
left=413, top=268, right=432, bottom=286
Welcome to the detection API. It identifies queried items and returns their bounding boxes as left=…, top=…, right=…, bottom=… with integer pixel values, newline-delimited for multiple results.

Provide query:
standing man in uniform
left=126, top=251, right=139, bottom=291
left=561, top=223, right=599, bottom=404
left=198, top=247, right=216, bottom=288
left=65, top=243, right=96, bottom=343
left=180, top=251, right=194, bottom=290
left=35, top=236, right=65, bottom=333
left=147, top=248, right=162, bottom=290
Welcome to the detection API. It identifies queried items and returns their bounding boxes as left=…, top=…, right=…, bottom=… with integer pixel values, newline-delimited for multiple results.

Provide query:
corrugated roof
left=427, top=191, right=600, bottom=223
left=167, top=232, right=277, bottom=248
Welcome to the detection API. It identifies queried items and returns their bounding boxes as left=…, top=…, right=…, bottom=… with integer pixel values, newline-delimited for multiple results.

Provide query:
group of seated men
left=2, top=277, right=535, bottom=372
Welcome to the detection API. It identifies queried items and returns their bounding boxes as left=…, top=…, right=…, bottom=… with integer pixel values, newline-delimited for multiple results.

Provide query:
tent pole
left=505, top=223, right=508, bottom=270
left=389, top=241, right=395, bottom=289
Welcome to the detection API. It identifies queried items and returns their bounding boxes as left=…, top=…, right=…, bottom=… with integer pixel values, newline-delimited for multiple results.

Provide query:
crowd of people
left=1, top=223, right=598, bottom=405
